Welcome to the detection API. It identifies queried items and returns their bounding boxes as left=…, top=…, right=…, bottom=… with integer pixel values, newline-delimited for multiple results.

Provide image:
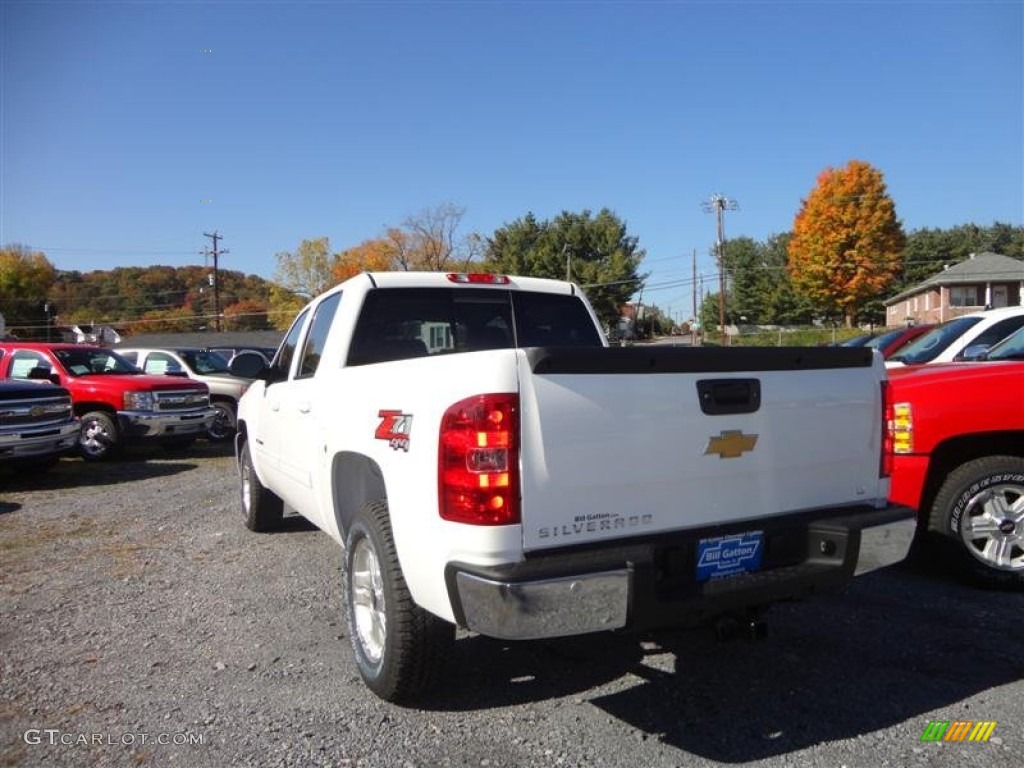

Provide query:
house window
left=950, top=286, right=982, bottom=307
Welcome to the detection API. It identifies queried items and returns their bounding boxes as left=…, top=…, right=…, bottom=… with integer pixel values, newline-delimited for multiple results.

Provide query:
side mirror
left=956, top=344, right=990, bottom=361
left=229, top=351, right=270, bottom=379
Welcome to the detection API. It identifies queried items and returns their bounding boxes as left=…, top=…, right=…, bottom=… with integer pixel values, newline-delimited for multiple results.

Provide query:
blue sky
left=2, top=0, right=1021, bottom=319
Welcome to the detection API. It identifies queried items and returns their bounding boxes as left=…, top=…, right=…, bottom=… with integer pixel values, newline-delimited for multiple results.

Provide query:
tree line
left=2, top=161, right=1022, bottom=339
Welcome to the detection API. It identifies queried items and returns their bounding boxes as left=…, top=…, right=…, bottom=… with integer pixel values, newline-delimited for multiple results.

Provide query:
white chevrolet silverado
left=230, top=271, right=916, bottom=702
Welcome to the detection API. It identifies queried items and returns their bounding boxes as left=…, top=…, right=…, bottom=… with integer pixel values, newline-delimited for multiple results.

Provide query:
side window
left=120, top=351, right=139, bottom=365
left=297, top=293, right=341, bottom=379
left=272, top=308, right=310, bottom=380
left=144, top=351, right=179, bottom=375
left=9, top=351, right=49, bottom=379
left=974, top=316, right=1024, bottom=348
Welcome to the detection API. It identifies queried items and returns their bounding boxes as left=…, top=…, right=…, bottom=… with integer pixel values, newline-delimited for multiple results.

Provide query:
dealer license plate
left=696, top=530, right=764, bottom=582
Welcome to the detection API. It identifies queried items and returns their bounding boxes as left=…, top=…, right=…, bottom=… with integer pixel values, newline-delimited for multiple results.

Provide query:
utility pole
left=701, top=195, right=739, bottom=345
left=202, top=231, right=228, bottom=332
left=691, top=248, right=698, bottom=346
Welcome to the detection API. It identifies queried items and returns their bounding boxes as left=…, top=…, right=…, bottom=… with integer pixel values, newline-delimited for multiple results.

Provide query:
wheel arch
left=922, top=431, right=1024, bottom=513
left=73, top=402, right=116, bottom=417
left=331, top=452, right=386, bottom=541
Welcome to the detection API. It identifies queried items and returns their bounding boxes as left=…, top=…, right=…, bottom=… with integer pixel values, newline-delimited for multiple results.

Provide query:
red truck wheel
left=928, top=455, right=1024, bottom=587
left=79, top=411, right=120, bottom=461
left=344, top=501, right=453, bottom=702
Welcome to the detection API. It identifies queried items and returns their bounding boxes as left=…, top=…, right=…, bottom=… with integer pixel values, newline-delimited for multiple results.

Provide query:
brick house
left=884, top=252, right=1024, bottom=327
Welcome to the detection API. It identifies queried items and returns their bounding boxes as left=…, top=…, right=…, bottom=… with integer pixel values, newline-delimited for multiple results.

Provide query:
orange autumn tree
left=788, top=160, right=905, bottom=326
left=331, top=238, right=398, bottom=283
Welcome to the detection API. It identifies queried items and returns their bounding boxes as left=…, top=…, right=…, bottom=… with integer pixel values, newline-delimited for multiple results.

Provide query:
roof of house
left=885, top=252, right=1024, bottom=305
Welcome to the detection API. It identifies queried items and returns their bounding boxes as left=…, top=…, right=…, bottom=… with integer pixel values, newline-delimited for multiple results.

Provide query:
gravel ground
left=1, top=444, right=1022, bottom=768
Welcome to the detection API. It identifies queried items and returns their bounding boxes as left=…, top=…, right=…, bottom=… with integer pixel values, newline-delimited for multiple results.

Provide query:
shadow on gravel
left=270, top=514, right=319, bottom=534
left=0, top=501, right=21, bottom=515
left=418, top=553, right=1024, bottom=762
left=1, top=439, right=236, bottom=493
left=415, top=633, right=647, bottom=711
left=0, top=457, right=199, bottom=491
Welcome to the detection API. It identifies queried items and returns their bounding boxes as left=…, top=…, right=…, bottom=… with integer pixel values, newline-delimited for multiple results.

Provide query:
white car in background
left=886, top=305, right=1024, bottom=368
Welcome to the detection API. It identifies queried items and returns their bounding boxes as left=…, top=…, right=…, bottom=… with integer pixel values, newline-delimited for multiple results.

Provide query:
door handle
left=298, top=402, right=311, bottom=414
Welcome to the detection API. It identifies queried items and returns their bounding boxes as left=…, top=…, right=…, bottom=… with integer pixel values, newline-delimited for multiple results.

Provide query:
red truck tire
left=928, top=455, right=1024, bottom=587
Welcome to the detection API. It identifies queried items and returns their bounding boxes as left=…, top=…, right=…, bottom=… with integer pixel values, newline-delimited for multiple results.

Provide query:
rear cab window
left=346, top=288, right=601, bottom=367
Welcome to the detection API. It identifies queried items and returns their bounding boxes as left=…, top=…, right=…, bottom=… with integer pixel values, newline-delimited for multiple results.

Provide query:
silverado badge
left=704, top=430, right=758, bottom=459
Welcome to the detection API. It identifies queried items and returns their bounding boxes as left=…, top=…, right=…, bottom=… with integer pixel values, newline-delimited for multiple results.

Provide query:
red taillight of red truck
left=882, top=381, right=914, bottom=477
left=439, top=393, right=520, bottom=525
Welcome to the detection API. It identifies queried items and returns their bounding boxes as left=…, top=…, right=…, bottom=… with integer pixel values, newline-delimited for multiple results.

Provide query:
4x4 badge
left=704, top=430, right=758, bottom=459
left=375, top=410, right=413, bottom=452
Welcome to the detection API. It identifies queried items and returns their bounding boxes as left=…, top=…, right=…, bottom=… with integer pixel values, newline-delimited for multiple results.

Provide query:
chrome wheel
left=239, top=442, right=282, bottom=532
left=960, top=481, right=1024, bottom=572
left=240, top=459, right=252, bottom=514
left=350, top=535, right=387, bottom=664
left=79, top=412, right=117, bottom=461
left=207, top=402, right=236, bottom=442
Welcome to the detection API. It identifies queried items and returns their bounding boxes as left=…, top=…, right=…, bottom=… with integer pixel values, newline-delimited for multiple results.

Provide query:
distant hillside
left=44, top=265, right=297, bottom=337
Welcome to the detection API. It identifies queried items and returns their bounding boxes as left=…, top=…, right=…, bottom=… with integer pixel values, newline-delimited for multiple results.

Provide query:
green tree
left=898, top=222, right=1024, bottom=292
left=267, top=284, right=306, bottom=331
left=0, top=245, right=57, bottom=333
left=788, top=160, right=906, bottom=326
left=483, top=209, right=646, bottom=329
left=274, top=237, right=339, bottom=299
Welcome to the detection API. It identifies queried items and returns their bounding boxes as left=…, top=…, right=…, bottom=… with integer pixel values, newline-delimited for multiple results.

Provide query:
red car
left=866, top=324, right=935, bottom=359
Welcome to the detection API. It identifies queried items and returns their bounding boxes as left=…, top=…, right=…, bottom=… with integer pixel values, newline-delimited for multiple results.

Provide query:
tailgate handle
left=697, top=379, right=761, bottom=415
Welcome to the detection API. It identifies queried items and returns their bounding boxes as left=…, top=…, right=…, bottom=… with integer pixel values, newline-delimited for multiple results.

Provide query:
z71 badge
left=375, top=410, right=413, bottom=452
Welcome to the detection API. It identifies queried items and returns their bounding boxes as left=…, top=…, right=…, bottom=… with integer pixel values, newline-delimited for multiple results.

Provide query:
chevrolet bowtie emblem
left=705, top=430, right=758, bottom=459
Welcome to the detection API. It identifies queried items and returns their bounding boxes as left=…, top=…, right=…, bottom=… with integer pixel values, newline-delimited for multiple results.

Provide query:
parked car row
left=0, top=342, right=260, bottom=466
left=3, top=313, right=1022, bottom=594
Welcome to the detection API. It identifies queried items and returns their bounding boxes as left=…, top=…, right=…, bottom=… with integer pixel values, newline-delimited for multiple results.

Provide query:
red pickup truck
left=886, top=359, right=1024, bottom=586
left=0, top=343, right=216, bottom=461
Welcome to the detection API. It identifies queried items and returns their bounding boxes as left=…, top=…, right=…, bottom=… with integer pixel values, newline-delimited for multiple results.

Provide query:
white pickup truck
left=230, top=271, right=915, bottom=702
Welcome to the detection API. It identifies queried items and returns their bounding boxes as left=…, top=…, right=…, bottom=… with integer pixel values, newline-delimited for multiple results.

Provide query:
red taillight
left=438, top=394, right=520, bottom=525
left=446, top=273, right=510, bottom=285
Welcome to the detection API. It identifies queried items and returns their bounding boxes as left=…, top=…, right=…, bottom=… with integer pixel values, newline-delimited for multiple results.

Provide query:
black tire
left=344, top=501, right=453, bottom=703
left=927, top=455, right=1024, bottom=588
left=79, top=411, right=120, bottom=461
left=240, top=441, right=283, bottom=532
left=206, top=401, right=237, bottom=443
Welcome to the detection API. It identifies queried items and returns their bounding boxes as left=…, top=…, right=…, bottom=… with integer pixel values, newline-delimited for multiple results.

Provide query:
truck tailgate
left=517, top=346, right=885, bottom=553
